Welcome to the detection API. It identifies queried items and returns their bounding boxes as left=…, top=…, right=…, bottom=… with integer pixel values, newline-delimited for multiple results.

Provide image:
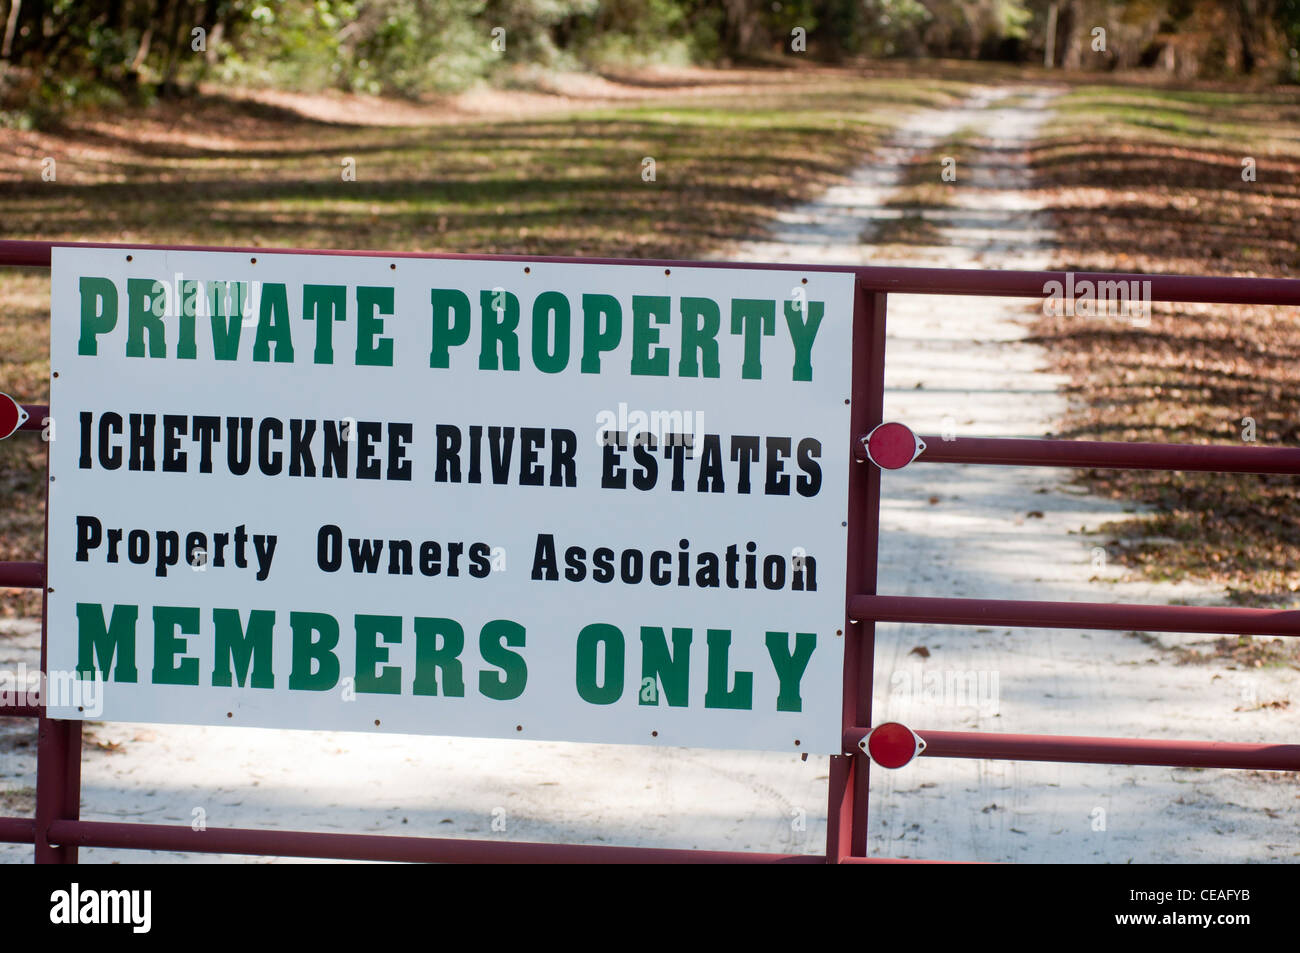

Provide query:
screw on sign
left=0, top=393, right=29, bottom=440
left=862, top=722, right=927, bottom=769
left=862, top=421, right=926, bottom=470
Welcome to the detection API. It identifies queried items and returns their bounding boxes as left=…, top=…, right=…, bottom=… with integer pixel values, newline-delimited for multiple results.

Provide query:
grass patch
left=1127, top=629, right=1300, bottom=670
left=869, top=210, right=947, bottom=246
left=0, top=784, right=36, bottom=817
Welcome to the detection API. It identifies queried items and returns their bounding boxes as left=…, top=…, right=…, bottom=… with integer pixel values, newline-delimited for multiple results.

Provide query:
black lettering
left=356, top=422, right=382, bottom=480
left=435, top=425, right=462, bottom=483
left=386, top=423, right=412, bottom=481
left=258, top=417, right=283, bottom=475
left=289, top=419, right=317, bottom=477
left=796, top=437, right=822, bottom=497
left=191, top=416, right=220, bottom=473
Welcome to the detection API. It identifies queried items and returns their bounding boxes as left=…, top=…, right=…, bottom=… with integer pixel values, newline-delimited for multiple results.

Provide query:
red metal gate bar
left=828, top=286, right=888, bottom=862
left=0, top=562, right=45, bottom=588
left=847, top=590, right=1300, bottom=634
left=0, top=705, right=42, bottom=718
left=850, top=594, right=1300, bottom=636
left=5, top=239, right=1300, bottom=305
left=11, top=404, right=47, bottom=432
left=845, top=727, right=1300, bottom=771
left=45, top=819, right=822, bottom=864
left=871, top=435, right=1300, bottom=474
left=840, top=856, right=977, bottom=864
left=33, top=414, right=79, bottom=864
left=0, top=817, right=36, bottom=843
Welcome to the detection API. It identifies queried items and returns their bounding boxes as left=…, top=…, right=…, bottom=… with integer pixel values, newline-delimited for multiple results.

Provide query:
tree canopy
left=1, top=0, right=1297, bottom=110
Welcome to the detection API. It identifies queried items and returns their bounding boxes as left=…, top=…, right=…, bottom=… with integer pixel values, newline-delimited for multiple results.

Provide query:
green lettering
left=575, top=622, right=623, bottom=704
left=152, top=605, right=200, bottom=686
left=288, top=611, right=340, bottom=691
left=479, top=289, right=520, bottom=370
left=677, top=296, right=721, bottom=378
left=704, top=628, right=752, bottom=710
left=580, top=294, right=621, bottom=374
left=784, top=300, right=823, bottom=382
left=126, top=277, right=166, bottom=358
left=531, top=291, right=570, bottom=373
left=253, top=283, right=294, bottom=363
left=630, top=295, right=670, bottom=376
left=208, top=281, right=246, bottom=360
left=412, top=617, right=466, bottom=697
left=765, top=631, right=816, bottom=712
left=730, top=299, right=776, bottom=380
left=77, top=276, right=118, bottom=356
left=429, top=288, right=471, bottom=368
left=355, top=614, right=402, bottom=694
left=355, top=286, right=394, bottom=367
left=75, top=602, right=138, bottom=682
left=638, top=626, right=691, bottom=707
left=212, top=608, right=275, bottom=689
left=479, top=619, right=527, bottom=700
left=177, top=280, right=199, bottom=360
left=303, top=284, right=347, bottom=365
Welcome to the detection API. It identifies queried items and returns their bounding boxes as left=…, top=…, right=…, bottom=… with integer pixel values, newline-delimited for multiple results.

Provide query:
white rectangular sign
left=46, top=247, right=854, bottom=753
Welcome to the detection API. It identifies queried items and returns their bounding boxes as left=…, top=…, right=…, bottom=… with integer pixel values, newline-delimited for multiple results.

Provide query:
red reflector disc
left=865, top=421, right=921, bottom=470
left=0, top=393, right=28, bottom=441
left=866, top=722, right=922, bottom=769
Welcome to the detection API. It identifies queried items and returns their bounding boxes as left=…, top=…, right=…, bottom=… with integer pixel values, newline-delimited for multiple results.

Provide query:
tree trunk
left=1237, top=0, right=1257, bottom=73
left=1060, top=1, right=1084, bottom=70
left=1044, top=2, right=1058, bottom=68
left=1, top=0, right=22, bottom=60
left=721, top=0, right=760, bottom=59
left=159, top=0, right=186, bottom=91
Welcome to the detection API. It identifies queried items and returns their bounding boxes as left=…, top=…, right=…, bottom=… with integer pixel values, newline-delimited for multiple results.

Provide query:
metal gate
left=2, top=239, right=1298, bottom=863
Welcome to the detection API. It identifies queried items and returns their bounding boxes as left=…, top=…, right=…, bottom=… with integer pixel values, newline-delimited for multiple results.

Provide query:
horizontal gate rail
left=13, top=821, right=821, bottom=864
left=2, top=238, right=1299, bottom=863
left=873, top=434, right=1300, bottom=474
left=844, top=728, right=1300, bottom=771
left=0, top=817, right=36, bottom=842
left=0, top=561, right=44, bottom=588
left=850, top=594, right=1300, bottom=636
left=0, top=704, right=43, bottom=718
left=9, top=404, right=47, bottom=433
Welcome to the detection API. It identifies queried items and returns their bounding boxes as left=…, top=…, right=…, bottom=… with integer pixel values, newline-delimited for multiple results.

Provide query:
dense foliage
left=0, top=1, right=1298, bottom=110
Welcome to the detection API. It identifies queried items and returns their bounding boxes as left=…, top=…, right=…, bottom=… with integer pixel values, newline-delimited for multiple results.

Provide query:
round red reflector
left=0, top=393, right=29, bottom=441
left=866, top=722, right=925, bottom=769
left=864, top=421, right=924, bottom=470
